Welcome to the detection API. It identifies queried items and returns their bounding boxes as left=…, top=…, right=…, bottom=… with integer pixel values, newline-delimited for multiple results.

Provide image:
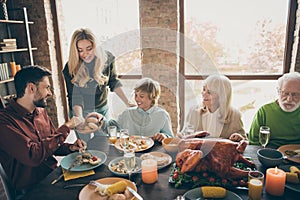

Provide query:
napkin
left=62, top=168, right=95, bottom=181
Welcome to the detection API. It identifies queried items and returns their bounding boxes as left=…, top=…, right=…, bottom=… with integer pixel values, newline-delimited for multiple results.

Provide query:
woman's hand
left=151, top=133, right=167, bottom=142
left=85, top=112, right=104, bottom=127
left=69, top=139, right=87, bottom=152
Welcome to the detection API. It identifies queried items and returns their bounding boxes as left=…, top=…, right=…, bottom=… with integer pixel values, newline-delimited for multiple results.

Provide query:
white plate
left=140, top=152, right=172, bottom=169
left=114, top=135, right=154, bottom=152
left=183, top=187, right=242, bottom=200
left=108, top=157, right=142, bottom=177
left=78, top=177, right=136, bottom=200
left=60, top=150, right=107, bottom=172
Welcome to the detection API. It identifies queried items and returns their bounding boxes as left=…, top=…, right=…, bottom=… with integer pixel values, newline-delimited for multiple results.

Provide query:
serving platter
left=278, top=144, right=300, bottom=164
left=140, top=152, right=172, bottom=169
left=60, top=150, right=107, bottom=172
left=278, top=164, right=300, bottom=192
left=183, top=187, right=242, bottom=200
left=114, top=135, right=154, bottom=152
left=78, top=177, right=137, bottom=200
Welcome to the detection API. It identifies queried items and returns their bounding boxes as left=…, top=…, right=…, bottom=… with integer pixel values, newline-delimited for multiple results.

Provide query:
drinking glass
left=184, top=124, right=195, bottom=136
left=248, top=171, right=264, bottom=200
left=259, top=126, right=270, bottom=148
left=124, top=149, right=136, bottom=181
left=107, top=126, right=117, bottom=145
left=120, top=129, right=129, bottom=151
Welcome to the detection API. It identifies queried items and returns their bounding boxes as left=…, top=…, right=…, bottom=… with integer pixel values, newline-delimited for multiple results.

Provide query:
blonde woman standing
left=62, top=28, right=132, bottom=141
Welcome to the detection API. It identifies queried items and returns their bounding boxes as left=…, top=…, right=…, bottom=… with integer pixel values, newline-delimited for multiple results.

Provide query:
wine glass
left=124, top=149, right=136, bottom=181
left=120, top=129, right=129, bottom=151
left=259, top=126, right=270, bottom=148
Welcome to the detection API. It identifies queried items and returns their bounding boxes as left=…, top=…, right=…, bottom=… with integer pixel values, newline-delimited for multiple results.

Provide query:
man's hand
left=69, top=139, right=87, bottom=152
left=151, top=133, right=167, bottom=142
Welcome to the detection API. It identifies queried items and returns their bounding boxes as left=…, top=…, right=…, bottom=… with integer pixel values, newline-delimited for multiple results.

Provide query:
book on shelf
left=0, top=46, right=17, bottom=51
left=0, top=63, right=9, bottom=81
left=0, top=42, right=17, bottom=46
left=0, top=38, right=17, bottom=43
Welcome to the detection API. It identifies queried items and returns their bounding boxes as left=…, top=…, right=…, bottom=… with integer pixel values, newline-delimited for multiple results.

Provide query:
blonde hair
left=134, top=77, right=161, bottom=106
left=203, top=74, right=232, bottom=123
left=68, top=28, right=108, bottom=87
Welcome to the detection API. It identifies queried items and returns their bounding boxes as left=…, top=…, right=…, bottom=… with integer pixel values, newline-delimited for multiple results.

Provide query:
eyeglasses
left=278, top=89, right=300, bottom=99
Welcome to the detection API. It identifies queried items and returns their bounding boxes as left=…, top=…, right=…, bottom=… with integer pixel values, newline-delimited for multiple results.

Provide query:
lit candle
left=248, top=179, right=263, bottom=200
left=141, top=159, right=158, bottom=184
left=265, top=167, right=286, bottom=196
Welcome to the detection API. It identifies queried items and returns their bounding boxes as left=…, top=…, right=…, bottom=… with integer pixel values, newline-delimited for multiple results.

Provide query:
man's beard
left=33, top=98, right=47, bottom=108
left=278, top=98, right=300, bottom=112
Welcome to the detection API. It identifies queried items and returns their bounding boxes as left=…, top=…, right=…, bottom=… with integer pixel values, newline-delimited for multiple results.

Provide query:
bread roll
left=290, top=166, right=300, bottom=174
left=201, top=186, right=226, bottom=198
left=105, top=181, right=127, bottom=196
left=86, top=117, right=99, bottom=123
left=88, top=122, right=98, bottom=130
left=286, top=172, right=299, bottom=184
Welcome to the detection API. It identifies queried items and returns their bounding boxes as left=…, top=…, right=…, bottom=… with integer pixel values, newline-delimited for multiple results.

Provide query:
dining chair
left=0, top=163, right=14, bottom=200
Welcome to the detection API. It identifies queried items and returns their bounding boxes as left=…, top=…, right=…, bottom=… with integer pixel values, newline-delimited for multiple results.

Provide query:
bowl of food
left=162, top=137, right=181, bottom=154
left=257, top=148, right=284, bottom=168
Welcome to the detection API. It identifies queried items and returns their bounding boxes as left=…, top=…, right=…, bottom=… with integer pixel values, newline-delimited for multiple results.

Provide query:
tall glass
left=124, top=149, right=136, bottom=181
left=120, top=129, right=129, bottom=151
left=107, top=126, right=117, bottom=145
left=259, top=126, right=270, bottom=148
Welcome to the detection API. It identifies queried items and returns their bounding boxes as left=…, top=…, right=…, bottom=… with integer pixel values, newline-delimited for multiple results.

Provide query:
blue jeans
left=74, top=104, right=109, bottom=142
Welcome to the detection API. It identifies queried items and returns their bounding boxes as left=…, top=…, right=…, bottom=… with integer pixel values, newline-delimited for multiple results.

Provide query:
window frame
left=178, top=0, right=298, bottom=127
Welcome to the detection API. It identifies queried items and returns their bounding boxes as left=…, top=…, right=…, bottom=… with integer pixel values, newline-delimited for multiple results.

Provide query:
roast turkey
left=176, top=138, right=255, bottom=179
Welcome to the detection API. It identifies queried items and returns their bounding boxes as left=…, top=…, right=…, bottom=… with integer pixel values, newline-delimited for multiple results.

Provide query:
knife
left=127, top=186, right=143, bottom=200
left=51, top=160, right=80, bottom=185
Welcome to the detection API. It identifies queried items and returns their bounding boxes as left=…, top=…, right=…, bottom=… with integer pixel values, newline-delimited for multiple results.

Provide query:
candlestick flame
left=275, top=166, right=278, bottom=174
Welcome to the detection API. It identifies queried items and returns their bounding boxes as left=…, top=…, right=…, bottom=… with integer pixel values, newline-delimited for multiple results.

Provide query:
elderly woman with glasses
left=179, top=74, right=246, bottom=141
left=249, top=72, right=300, bottom=148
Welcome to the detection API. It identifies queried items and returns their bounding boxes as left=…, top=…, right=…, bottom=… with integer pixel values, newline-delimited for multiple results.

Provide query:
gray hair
left=278, top=72, right=300, bottom=89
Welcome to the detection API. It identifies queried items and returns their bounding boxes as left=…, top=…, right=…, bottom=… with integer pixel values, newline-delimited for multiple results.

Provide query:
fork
left=63, top=180, right=101, bottom=189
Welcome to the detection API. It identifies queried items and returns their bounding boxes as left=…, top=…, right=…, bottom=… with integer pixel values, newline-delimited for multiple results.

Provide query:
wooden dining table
left=22, top=136, right=299, bottom=200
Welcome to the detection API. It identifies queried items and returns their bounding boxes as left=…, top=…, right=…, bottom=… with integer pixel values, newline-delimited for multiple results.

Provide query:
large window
left=181, top=0, right=295, bottom=131
left=58, top=0, right=141, bottom=118
left=60, top=0, right=141, bottom=75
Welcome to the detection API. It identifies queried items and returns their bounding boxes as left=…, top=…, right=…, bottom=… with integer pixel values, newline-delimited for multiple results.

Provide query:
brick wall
left=139, top=0, right=179, bottom=134
left=8, top=0, right=64, bottom=127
